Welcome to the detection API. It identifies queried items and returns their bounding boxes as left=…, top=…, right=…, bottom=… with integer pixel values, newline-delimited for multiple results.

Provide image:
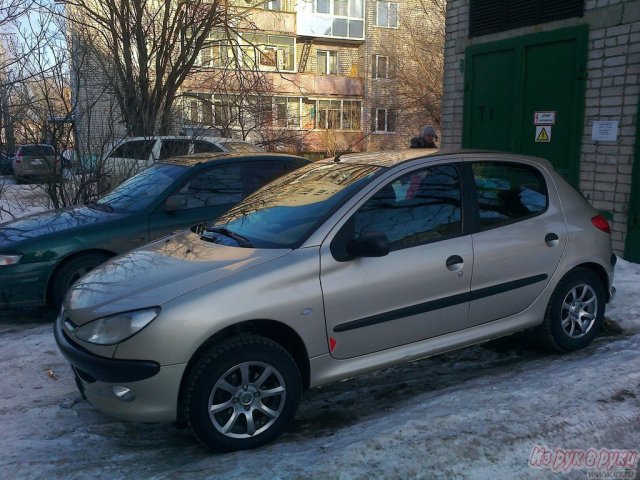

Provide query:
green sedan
left=0, top=152, right=309, bottom=308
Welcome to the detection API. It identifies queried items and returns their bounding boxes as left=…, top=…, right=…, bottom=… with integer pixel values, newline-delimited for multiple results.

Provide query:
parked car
left=0, top=152, right=309, bottom=308
left=101, top=136, right=263, bottom=189
left=0, top=153, right=12, bottom=175
left=12, top=144, right=59, bottom=183
left=55, top=149, right=616, bottom=452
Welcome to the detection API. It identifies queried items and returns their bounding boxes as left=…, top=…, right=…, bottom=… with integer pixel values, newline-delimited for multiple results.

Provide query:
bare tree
left=55, top=0, right=245, bottom=137
left=382, top=0, right=445, bottom=128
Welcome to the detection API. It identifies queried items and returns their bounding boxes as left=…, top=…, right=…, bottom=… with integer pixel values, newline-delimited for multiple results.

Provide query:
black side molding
left=334, top=274, right=548, bottom=333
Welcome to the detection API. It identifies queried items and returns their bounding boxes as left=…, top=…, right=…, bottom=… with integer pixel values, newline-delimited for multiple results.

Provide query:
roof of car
left=159, top=152, right=309, bottom=167
left=336, top=148, right=553, bottom=169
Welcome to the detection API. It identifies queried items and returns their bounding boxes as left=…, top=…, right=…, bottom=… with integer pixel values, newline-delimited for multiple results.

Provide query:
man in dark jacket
left=410, top=125, right=438, bottom=148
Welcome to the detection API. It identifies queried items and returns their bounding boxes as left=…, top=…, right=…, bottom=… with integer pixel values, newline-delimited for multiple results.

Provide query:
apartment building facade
left=173, top=0, right=432, bottom=157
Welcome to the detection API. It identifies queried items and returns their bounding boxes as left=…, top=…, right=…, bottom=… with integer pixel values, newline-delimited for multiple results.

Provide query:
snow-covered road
left=1, top=260, right=639, bottom=479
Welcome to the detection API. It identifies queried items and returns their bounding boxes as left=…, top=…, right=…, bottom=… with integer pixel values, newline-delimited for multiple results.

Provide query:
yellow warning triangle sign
left=536, top=127, right=550, bottom=142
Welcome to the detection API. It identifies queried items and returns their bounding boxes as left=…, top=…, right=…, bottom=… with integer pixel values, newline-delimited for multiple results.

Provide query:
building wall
left=442, top=0, right=640, bottom=254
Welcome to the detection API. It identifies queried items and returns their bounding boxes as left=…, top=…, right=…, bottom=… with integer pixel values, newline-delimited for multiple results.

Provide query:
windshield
left=96, top=164, right=186, bottom=212
left=206, top=162, right=382, bottom=248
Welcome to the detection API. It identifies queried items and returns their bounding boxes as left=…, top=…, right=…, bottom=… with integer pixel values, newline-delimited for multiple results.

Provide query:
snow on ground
left=0, top=176, right=50, bottom=223
left=0, top=259, right=638, bottom=479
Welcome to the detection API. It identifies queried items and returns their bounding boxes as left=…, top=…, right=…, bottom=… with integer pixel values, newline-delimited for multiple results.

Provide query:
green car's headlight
left=73, top=308, right=160, bottom=345
left=0, top=254, right=23, bottom=266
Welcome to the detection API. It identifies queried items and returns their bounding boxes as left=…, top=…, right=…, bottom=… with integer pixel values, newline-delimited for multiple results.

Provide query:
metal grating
left=469, top=0, right=584, bottom=38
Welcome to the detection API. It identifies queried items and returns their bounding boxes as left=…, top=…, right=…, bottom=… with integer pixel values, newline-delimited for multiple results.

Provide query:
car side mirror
left=346, top=232, right=390, bottom=258
left=165, top=195, right=187, bottom=212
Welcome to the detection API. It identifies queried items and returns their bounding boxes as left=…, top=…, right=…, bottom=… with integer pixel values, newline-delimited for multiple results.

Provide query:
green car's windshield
left=96, top=164, right=186, bottom=212
left=205, top=162, right=383, bottom=248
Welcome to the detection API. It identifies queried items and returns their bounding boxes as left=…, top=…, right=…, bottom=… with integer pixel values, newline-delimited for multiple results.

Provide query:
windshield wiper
left=203, top=227, right=253, bottom=248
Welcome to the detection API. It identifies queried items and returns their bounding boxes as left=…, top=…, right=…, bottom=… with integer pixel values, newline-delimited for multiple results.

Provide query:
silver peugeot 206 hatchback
left=55, top=149, right=616, bottom=452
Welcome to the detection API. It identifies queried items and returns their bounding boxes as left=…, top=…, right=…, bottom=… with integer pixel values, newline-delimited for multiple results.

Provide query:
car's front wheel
left=50, top=252, right=112, bottom=308
left=537, top=268, right=605, bottom=352
left=183, top=335, right=302, bottom=452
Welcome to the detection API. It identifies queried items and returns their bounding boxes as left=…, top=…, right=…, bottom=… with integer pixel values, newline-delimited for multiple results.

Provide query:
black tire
left=50, top=252, right=112, bottom=308
left=536, top=268, right=605, bottom=352
left=184, top=335, right=301, bottom=452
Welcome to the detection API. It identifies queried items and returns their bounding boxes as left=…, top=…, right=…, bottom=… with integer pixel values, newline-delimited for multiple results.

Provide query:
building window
left=264, top=0, right=281, bottom=10
left=276, top=97, right=302, bottom=128
left=342, top=100, right=361, bottom=130
left=275, top=97, right=362, bottom=130
left=300, top=0, right=364, bottom=39
left=372, top=55, right=396, bottom=79
left=240, top=34, right=296, bottom=72
left=375, top=1, right=399, bottom=28
left=317, top=50, right=338, bottom=75
left=183, top=93, right=213, bottom=126
left=372, top=108, right=396, bottom=133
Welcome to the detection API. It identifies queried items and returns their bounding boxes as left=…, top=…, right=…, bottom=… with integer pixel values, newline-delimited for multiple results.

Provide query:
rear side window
left=193, top=140, right=223, bottom=154
left=243, top=161, right=301, bottom=193
left=176, top=164, right=244, bottom=209
left=159, top=139, right=190, bottom=159
left=472, top=162, right=548, bottom=231
left=19, top=145, right=55, bottom=156
left=109, top=140, right=155, bottom=160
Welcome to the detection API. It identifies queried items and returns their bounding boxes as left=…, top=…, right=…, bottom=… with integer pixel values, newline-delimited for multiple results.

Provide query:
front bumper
left=0, top=261, right=54, bottom=308
left=54, top=316, right=186, bottom=422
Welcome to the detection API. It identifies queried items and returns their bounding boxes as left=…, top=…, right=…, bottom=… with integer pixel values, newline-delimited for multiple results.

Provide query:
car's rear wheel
left=537, top=269, right=605, bottom=352
left=184, top=335, right=301, bottom=452
left=50, top=252, right=112, bottom=309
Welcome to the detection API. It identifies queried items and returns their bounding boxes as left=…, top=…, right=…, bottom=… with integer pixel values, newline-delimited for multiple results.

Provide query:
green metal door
left=624, top=100, right=640, bottom=261
left=466, top=49, right=518, bottom=151
left=463, top=26, right=588, bottom=185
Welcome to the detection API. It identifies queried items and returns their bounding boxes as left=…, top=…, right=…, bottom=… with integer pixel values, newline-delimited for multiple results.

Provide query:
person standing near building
left=410, top=125, right=438, bottom=148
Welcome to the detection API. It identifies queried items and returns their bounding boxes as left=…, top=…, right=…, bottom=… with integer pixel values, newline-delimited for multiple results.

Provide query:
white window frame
left=373, top=108, right=396, bottom=133
left=375, top=1, right=399, bottom=28
left=373, top=55, right=390, bottom=79
left=317, top=50, right=339, bottom=75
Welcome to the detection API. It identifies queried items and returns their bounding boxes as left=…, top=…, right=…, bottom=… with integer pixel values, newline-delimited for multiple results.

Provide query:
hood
left=65, top=230, right=290, bottom=324
left=0, top=205, right=121, bottom=248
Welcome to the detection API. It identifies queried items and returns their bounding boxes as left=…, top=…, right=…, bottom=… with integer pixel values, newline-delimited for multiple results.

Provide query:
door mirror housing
left=165, top=195, right=187, bottom=212
left=347, top=232, right=390, bottom=258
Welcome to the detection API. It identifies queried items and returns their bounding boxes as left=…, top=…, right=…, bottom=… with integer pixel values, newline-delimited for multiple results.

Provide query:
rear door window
left=20, top=145, right=55, bottom=156
left=109, top=140, right=155, bottom=160
left=174, top=164, right=244, bottom=209
left=159, top=139, right=191, bottom=159
left=193, top=140, right=224, bottom=153
left=472, top=162, right=548, bottom=231
left=242, top=161, right=302, bottom=193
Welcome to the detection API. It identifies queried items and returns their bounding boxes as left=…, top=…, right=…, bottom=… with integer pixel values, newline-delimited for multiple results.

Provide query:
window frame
left=337, top=163, right=465, bottom=254
left=317, top=50, right=339, bottom=75
left=375, top=1, right=399, bottom=28
left=469, top=160, right=549, bottom=233
left=372, top=108, right=396, bottom=133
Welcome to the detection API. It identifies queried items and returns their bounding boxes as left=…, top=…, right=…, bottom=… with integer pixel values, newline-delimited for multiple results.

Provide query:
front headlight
left=0, top=254, right=23, bottom=266
left=73, top=307, right=160, bottom=345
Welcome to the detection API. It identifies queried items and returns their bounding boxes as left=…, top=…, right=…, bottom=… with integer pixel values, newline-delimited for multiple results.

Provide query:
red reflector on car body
left=591, top=215, right=611, bottom=234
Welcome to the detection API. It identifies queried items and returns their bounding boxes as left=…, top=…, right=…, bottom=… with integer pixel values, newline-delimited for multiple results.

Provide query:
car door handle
left=446, top=255, right=464, bottom=272
left=131, top=236, right=146, bottom=244
left=545, top=233, right=559, bottom=247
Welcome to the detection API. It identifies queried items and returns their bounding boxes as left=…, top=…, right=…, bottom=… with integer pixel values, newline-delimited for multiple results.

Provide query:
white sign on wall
left=535, top=126, right=551, bottom=143
left=534, top=111, right=556, bottom=125
left=592, top=121, right=619, bottom=142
